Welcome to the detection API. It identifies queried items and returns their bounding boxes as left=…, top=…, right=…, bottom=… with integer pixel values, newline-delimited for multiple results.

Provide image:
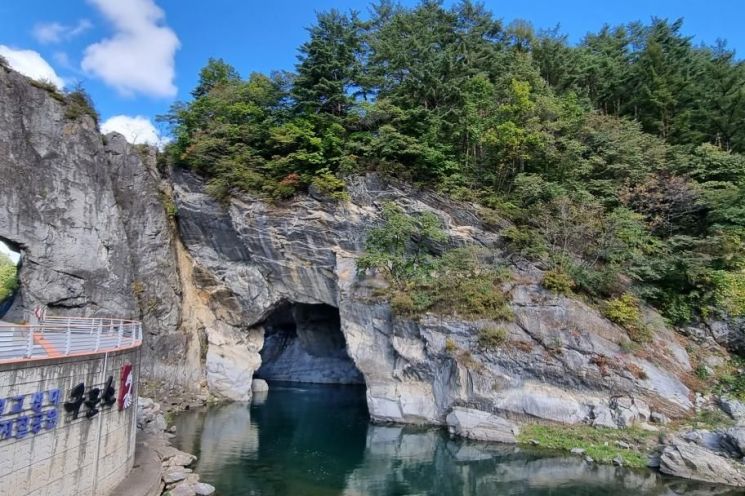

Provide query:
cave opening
left=0, top=239, right=21, bottom=318
left=256, top=302, right=364, bottom=385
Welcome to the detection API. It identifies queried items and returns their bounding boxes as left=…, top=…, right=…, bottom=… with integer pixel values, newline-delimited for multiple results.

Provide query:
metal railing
left=0, top=316, right=142, bottom=363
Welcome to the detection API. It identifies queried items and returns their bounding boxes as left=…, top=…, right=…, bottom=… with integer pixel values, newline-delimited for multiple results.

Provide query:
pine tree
left=626, top=19, right=695, bottom=141
left=192, top=58, right=241, bottom=99
left=292, top=10, right=362, bottom=117
left=575, top=25, right=631, bottom=115
left=697, top=42, right=745, bottom=151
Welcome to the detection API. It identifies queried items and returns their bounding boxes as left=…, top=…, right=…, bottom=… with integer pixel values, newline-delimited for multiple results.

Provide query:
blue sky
left=0, top=0, right=743, bottom=145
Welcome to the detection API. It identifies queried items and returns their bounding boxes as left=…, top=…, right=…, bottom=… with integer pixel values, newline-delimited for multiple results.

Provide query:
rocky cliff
left=0, top=67, right=185, bottom=368
left=171, top=168, right=695, bottom=429
left=0, top=65, right=727, bottom=433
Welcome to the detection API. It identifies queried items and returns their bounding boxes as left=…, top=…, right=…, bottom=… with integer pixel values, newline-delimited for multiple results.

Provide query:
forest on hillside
left=161, top=0, right=745, bottom=327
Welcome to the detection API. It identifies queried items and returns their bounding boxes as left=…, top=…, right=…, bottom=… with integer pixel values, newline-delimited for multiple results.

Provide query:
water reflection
left=173, top=384, right=739, bottom=496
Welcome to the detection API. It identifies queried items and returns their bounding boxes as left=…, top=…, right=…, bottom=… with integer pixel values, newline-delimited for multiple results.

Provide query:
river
left=172, top=383, right=737, bottom=496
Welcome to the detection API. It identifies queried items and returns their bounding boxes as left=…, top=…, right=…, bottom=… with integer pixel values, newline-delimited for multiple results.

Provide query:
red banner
left=117, top=362, right=133, bottom=411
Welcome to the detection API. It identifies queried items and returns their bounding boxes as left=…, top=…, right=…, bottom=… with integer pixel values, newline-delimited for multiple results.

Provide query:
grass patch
left=383, top=247, right=514, bottom=321
left=477, top=327, right=508, bottom=349
left=64, top=87, right=99, bottom=124
left=603, top=293, right=652, bottom=344
left=517, top=424, right=658, bottom=468
left=455, top=350, right=484, bottom=371
left=390, top=270, right=513, bottom=320
left=358, top=204, right=514, bottom=321
left=29, top=78, right=65, bottom=102
left=432, top=270, right=513, bottom=320
left=160, top=191, right=178, bottom=219
left=714, top=356, right=745, bottom=401
left=682, top=409, right=735, bottom=430
left=542, top=267, right=575, bottom=294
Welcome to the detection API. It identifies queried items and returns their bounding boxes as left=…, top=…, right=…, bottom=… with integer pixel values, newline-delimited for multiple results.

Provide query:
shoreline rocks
left=659, top=426, right=745, bottom=487
left=137, top=397, right=216, bottom=496
left=446, top=407, right=519, bottom=443
left=251, top=378, right=269, bottom=392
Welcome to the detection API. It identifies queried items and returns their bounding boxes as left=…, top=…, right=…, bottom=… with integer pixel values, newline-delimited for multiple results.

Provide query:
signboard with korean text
left=0, top=362, right=134, bottom=441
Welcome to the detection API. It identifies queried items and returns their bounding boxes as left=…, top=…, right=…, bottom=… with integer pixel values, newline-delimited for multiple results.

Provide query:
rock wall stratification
left=0, top=65, right=703, bottom=430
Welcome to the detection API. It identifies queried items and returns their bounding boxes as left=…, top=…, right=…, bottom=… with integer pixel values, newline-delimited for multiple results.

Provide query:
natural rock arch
left=256, top=301, right=364, bottom=385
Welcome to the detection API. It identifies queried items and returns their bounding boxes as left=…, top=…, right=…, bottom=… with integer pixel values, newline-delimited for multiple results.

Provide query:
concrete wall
left=0, top=347, right=141, bottom=496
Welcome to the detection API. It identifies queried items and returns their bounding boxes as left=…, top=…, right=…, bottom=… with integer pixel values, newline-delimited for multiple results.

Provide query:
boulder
left=707, top=318, right=745, bottom=354
left=144, top=413, right=167, bottom=434
left=193, top=482, right=216, bottom=496
left=493, top=384, right=590, bottom=425
left=591, top=404, right=617, bottom=429
left=611, top=396, right=650, bottom=427
left=720, top=396, right=745, bottom=420
left=165, top=452, right=197, bottom=468
left=169, top=482, right=197, bottom=496
left=682, top=429, right=723, bottom=451
left=251, top=378, right=269, bottom=392
left=163, top=468, right=187, bottom=484
left=650, top=412, right=669, bottom=425
left=723, top=427, right=745, bottom=456
left=660, top=439, right=745, bottom=487
left=446, top=407, right=519, bottom=443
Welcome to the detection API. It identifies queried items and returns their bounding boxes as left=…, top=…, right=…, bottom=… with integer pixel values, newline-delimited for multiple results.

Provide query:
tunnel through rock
left=256, top=302, right=364, bottom=384
left=0, top=239, right=21, bottom=318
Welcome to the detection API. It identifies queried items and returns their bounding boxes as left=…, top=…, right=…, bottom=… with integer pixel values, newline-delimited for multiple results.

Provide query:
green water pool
left=172, top=383, right=736, bottom=496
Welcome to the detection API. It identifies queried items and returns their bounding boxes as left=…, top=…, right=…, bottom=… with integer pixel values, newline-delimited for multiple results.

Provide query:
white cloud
left=32, top=19, right=92, bottom=44
left=0, top=45, right=64, bottom=89
left=53, top=51, right=71, bottom=68
left=101, top=115, right=169, bottom=147
left=81, top=0, right=179, bottom=98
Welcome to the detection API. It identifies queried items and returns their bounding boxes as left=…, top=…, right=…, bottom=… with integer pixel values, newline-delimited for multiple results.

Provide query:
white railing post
left=130, top=323, right=136, bottom=345
left=117, top=320, right=123, bottom=348
left=65, top=320, right=72, bottom=356
left=25, top=326, right=34, bottom=358
left=95, top=319, right=102, bottom=352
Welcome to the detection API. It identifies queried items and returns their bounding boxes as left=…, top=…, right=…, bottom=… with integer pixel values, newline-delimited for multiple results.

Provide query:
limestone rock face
left=0, top=68, right=136, bottom=319
left=251, top=379, right=269, bottom=392
left=0, top=67, right=187, bottom=375
left=660, top=438, right=745, bottom=487
left=720, top=396, right=745, bottom=420
left=103, top=133, right=182, bottom=359
left=682, top=317, right=745, bottom=356
left=446, top=407, right=519, bottom=443
left=173, top=169, right=694, bottom=426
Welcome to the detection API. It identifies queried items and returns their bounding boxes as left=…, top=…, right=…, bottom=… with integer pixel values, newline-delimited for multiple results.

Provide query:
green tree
left=627, top=19, right=696, bottom=141
left=695, top=42, right=745, bottom=151
left=292, top=10, right=363, bottom=117
left=574, top=25, right=631, bottom=114
left=160, top=3, right=745, bottom=324
left=191, top=58, right=241, bottom=99
left=357, top=203, right=447, bottom=284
